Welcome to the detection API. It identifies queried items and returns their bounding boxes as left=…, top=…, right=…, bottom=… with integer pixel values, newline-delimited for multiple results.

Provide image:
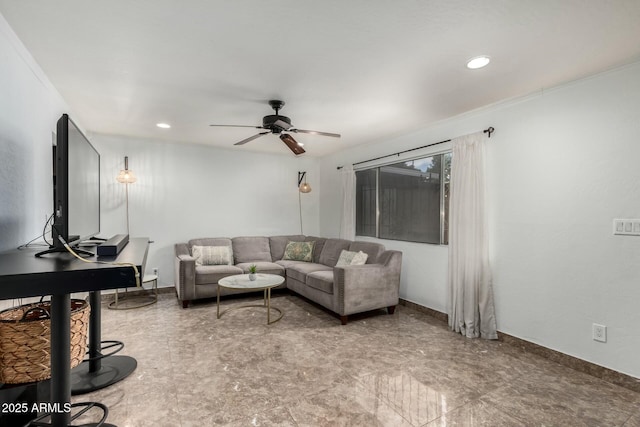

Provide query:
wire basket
left=0, top=299, right=90, bottom=384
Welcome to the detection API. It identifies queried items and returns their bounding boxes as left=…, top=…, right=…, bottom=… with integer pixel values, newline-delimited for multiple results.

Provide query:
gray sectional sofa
left=174, top=235, right=402, bottom=324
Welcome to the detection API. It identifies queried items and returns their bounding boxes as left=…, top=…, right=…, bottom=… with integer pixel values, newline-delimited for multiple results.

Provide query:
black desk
left=0, top=238, right=148, bottom=427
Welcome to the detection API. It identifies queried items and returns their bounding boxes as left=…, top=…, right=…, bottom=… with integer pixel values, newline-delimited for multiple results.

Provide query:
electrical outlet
left=152, top=267, right=158, bottom=276
left=593, top=324, right=607, bottom=343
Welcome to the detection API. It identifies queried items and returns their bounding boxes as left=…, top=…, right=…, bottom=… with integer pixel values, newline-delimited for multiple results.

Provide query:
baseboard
left=398, top=299, right=640, bottom=393
left=399, top=299, right=448, bottom=323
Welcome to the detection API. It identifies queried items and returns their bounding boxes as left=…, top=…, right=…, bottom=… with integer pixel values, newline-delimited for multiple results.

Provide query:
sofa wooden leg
left=387, top=305, right=396, bottom=315
left=340, top=315, right=348, bottom=325
left=181, top=300, right=190, bottom=309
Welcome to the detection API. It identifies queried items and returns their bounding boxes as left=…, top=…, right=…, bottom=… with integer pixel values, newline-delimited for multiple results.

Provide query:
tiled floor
left=70, top=291, right=640, bottom=426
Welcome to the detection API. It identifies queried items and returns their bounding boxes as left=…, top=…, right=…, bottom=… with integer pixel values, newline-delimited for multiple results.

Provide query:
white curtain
left=448, top=132, right=498, bottom=339
left=339, top=164, right=356, bottom=240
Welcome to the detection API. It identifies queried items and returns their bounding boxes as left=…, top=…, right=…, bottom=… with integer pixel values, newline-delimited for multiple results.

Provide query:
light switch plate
left=613, top=219, right=640, bottom=236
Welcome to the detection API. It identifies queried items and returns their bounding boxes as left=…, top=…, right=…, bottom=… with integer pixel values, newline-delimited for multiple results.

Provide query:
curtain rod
left=337, top=126, right=494, bottom=170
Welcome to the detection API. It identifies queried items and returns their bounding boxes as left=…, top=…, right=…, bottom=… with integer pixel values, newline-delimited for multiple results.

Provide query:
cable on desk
left=58, top=236, right=141, bottom=288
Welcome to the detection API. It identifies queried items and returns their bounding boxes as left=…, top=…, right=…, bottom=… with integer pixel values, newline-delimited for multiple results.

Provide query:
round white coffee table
left=217, top=273, right=284, bottom=324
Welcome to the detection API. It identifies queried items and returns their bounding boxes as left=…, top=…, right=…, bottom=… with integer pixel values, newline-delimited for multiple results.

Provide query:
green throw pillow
left=282, top=241, right=315, bottom=262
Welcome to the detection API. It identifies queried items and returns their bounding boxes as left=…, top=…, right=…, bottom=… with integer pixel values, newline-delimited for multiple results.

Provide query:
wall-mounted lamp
left=298, top=171, right=311, bottom=193
left=116, top=156, right=136, bottom=234
left=116, top=156, right=137, bottom=184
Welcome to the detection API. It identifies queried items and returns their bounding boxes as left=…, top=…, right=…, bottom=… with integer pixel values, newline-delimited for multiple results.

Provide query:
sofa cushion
left=335, top=250, right=368, bottom=267
left=318, top=238, right=352, bottom=267
left=195, top=265, right=243, bottom=285
left=306, top=270, right=334, bottom=294
left=191, top=245, right=232, bottom=266
left=348, top=241, right=385, bottom=264
left=305, top=236, right=326, bottom=263
left=232, top=237, right=272, bottom=263
left=235, top=262, right=285, bottom=276
left=283, top=241, right=315, bottom=262
left=269, top=235, right=305, bottom=261
left=275, top=260, right=308, bottom=269
left=286, top=262, right=332, bottom=283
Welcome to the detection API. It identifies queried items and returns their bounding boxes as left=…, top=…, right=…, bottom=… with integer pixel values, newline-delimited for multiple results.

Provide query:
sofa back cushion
left=305, top=236, right=326, bottom=264
left=318, top=238, right=352, bottom=267
left=232, top=236, right=272, bottom=263
left=349, top=241, right=385, bottom=264
left=269, top=235, right=305, bottom=261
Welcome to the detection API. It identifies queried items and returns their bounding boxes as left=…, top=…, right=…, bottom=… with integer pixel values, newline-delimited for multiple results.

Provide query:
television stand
left=35, top=245, right=95, bottom=258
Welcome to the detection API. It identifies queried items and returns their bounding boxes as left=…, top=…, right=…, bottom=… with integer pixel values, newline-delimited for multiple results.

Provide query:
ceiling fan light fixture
left=466, top=55, right=491, bottom=69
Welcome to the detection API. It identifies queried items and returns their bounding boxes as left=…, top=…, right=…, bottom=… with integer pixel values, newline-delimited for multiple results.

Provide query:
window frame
left=355, top=150, right=452, bottom=245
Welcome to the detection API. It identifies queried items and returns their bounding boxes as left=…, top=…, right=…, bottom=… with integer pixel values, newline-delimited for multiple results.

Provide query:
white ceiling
left=2, top=1, right=640, bottom=157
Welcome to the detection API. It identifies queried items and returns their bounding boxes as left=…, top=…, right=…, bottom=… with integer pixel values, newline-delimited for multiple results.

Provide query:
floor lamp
left=116, top=156, right=137, bottom=234
left=298, top=171, right=311, bottom=234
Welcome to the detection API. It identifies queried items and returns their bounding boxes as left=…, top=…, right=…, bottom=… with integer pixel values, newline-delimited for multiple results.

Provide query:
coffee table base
left=217, top=287, right=283, bottom=324
left=217, top=304, right=283, bottom=324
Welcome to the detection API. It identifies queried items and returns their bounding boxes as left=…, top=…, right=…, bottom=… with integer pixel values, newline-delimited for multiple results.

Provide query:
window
left=355, top=152, right=452, bottom=244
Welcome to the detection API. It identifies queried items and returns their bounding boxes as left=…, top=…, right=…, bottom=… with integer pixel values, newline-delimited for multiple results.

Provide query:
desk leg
left=51, top=293, right=71, bottom=427
left=71, top=291, right=137, bottom=395
left=89, top=291, right=102, bottom=373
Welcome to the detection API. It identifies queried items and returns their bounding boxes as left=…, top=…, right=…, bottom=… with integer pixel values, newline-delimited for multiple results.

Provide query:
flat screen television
left=36, top=114, right=100, bottom=257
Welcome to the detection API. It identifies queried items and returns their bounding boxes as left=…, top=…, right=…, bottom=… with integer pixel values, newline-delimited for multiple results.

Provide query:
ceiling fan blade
left=289, top=128, right=341, bottom=138
left=280, top=134, right=305, bottom=155
left=210, top=124, right=264, bottom=129
left=234, top=131, right=270, bottom=145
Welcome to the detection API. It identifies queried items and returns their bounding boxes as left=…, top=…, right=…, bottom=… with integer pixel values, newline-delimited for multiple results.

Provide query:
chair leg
left=181, top=300, right=190, bottom=309
left=340, top=315, right=348, bottom=325
left=387, top=305, right=396, bottom=315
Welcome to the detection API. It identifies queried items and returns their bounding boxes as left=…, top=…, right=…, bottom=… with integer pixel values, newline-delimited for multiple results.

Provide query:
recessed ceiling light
left=466, top=56, right=491, bottom=69
left=156, top=123, right=171, bottom=129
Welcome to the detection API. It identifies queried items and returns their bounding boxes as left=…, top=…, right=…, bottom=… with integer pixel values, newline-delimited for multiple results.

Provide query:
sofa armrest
left=175, top=242, right=190, bottom=257
left=333, top=250, right=402, bottom=316
left=175, top=253, right=197, bottom=303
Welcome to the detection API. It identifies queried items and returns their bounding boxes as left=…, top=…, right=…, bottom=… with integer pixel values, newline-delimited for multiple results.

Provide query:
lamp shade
left=299, top=182, right=312, bottom=193
left=116, top=156, right=137, bottom=184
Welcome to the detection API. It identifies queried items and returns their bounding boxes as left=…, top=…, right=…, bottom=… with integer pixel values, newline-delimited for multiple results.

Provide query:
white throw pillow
left=335, top=250, right=368, bottom=267
left=192, top=245, right=232, bottom=266
left=350, top=250, right=368, bottom=266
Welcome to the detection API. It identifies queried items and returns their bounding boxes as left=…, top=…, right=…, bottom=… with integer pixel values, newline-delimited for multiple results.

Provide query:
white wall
left=91, top=134, right=320, bottom=288
left=0, top=14, right=70, bottom=310
left=0, top=13, right=68, bottom=251
left=320, top=61, right=640, bottom=379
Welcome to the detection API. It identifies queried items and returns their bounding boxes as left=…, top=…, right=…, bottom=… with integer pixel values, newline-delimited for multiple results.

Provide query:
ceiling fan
left=209, top=100, right=341, bottom=155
